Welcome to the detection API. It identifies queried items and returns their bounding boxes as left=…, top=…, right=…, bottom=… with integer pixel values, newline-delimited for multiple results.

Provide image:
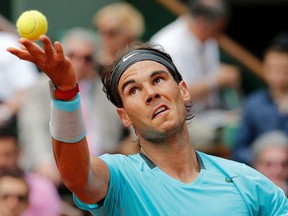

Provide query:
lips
left=152, top=105, right=168, bottom=119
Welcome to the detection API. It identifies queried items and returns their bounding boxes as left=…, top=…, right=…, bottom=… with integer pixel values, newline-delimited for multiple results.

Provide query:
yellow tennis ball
left=16, top=10, right=48, bottom=41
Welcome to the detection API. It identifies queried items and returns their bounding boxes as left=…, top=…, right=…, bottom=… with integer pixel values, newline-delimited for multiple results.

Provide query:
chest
left=106, top=168, right=249, bottom=216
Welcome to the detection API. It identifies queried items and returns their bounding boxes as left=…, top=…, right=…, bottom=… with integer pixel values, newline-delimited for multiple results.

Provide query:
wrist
left=49, top=81, right=79, bottom=101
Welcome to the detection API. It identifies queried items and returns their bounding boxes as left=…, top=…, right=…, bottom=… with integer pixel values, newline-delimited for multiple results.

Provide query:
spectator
left=150, top=0, right=241, bottom=148
left=0, top=124, right=62, bottom=216
left=93, top=2, right=145, bottom=68
left=232, top=33, right=288, bottom=165
left=0, top=168, right=29, bottom=216
left=251, top=130, right=288, bottom=196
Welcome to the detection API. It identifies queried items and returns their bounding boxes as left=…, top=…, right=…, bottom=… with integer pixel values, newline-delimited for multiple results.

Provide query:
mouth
left=152, top=105, right=169, bottom=119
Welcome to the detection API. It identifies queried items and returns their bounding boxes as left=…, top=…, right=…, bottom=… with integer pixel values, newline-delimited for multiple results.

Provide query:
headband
left=111, top=49, right=182, bottom=107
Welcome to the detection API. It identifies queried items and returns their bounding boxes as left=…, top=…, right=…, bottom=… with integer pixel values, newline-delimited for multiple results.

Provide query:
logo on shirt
left=225, top=176, right=238, bottom=183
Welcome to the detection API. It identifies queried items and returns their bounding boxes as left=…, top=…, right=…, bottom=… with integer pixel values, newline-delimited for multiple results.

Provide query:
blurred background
left=1, top=0, right=288, bottom=211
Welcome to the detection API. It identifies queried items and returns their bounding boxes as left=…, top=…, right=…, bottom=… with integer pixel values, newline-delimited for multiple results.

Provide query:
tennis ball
left=16, top=10, right=48, bottom=41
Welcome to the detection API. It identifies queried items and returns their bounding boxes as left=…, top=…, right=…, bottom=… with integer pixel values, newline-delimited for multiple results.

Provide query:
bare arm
left=7, top=35, right=110, bottom=204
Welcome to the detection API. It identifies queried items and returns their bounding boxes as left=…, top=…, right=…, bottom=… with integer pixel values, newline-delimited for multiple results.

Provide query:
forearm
left=52, top=137, right=91, bottom=192
left=50, top=93, right=91, bottom=191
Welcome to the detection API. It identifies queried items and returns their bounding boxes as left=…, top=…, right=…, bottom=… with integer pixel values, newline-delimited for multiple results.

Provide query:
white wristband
left=49, top=94, right=87, bottom=143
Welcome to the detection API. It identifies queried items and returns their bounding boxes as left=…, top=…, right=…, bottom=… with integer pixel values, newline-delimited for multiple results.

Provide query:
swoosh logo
left=225, top=176, right=238, bottom=183
left=123, top=53, right=139, bottom=62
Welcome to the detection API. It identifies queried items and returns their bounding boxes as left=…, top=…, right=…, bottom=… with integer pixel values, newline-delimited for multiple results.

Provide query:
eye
left=129, top=87, right=139, bottom=95
left=153, top=77, right=163, bottom=84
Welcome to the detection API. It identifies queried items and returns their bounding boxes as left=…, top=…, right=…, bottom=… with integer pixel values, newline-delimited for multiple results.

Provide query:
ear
left=179, top=80, right=191, bottom=102
left=117, top=107, right=132, bottom=128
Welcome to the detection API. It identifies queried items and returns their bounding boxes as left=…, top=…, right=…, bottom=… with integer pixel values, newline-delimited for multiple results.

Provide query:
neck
left=139, top=126, right=200, bottom=183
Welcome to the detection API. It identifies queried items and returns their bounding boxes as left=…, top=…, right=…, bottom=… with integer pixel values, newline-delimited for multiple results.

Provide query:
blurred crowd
left=0, top=0, right=287, bottom=215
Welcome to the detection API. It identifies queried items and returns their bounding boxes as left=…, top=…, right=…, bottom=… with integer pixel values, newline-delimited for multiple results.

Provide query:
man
left=7, top=35, right=288, bottom=215
left=0, top=168, right=29, bottom=216
left=251, top=130, right=288, bottom=197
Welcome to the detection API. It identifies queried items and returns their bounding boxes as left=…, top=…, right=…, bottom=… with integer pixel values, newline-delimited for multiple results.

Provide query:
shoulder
left=150, top=17, right=187, bottom=49
left=99, top=153, right=143, bottom=170
left=198, top=151, right=268, bottom=180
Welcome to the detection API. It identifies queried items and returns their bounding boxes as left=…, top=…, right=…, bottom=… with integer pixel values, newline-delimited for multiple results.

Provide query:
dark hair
left=0, top=167, right=25, bottom=179
left=101, top=42, right=194, bottom=121
left=187, top=0, right=230, bottom=21
left=0, top=123, right=18, bottom=142
left=264, top=33, right=288, bottom=56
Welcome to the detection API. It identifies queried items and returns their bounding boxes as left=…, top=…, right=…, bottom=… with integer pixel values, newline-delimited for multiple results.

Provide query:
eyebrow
left=120, top=70, right=168, bottom=93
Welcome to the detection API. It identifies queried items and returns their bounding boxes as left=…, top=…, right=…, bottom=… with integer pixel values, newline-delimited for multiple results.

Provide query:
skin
left=97, top=18, right=134, bottom=66
left=0, top=176, right=29, bottom=216
left=263, top=51, right=288, bottom=98
left=254, top=147, right=288, bottom=190
left=64, top=37, right=97, bottom=81
left=0, top=137, right=19, bottom=170
left=7, top=35, right=200, bottom=204
left=34, top=36, right=97, bottom=186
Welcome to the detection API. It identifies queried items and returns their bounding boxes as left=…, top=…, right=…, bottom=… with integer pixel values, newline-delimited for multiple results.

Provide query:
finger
left=20, top=45, right=27, bottom=50
left=54, top=41, right=65, bottom=61
left=6, top=47, right=35, bottom=62
left=40, top=35, right=55, bottom=59
left=18, top=38, right=46, bottom=63
left=19, top=38, right=40, bottom=50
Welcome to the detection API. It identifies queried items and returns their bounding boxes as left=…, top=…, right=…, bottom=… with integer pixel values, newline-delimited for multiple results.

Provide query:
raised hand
left=7, top=35, right=78, bottom=90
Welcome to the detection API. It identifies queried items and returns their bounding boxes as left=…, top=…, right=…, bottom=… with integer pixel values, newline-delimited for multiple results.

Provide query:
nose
left=6, top=196, right=21, bottom=209
left=145, top=86, right=160, bottom=104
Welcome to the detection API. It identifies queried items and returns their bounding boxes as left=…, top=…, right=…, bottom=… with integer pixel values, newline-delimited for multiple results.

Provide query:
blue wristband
left=52, top=93, right=81, bottom=112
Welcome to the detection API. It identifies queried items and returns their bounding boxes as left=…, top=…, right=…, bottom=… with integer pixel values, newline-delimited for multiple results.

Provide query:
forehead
left=0, top=177, right=28, bottom=192
left=119, top=60, right=170, bottom=82
left=0, top=138, right=17, bottom=149
left=265, top=51, right=288, bottom=62
left=65, top=38, right=95, bottom=53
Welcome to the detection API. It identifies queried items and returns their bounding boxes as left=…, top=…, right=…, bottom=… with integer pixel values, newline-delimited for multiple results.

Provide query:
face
left=205, top=18, right=226, bottom=38
left=0, top=138, right=19, bottom=170
left=254, top=147, right=288, bottom=187
left=264, top=51, right=288, bottom=93
left=97, top=18, right=133, bottom=57
left=66, top=38, right=96, bottom=80
left=0, top=177, right=29, bottom=216
left=117, top=61, right=190, bottom=142
left=189, top=16, right=226, bottom=41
